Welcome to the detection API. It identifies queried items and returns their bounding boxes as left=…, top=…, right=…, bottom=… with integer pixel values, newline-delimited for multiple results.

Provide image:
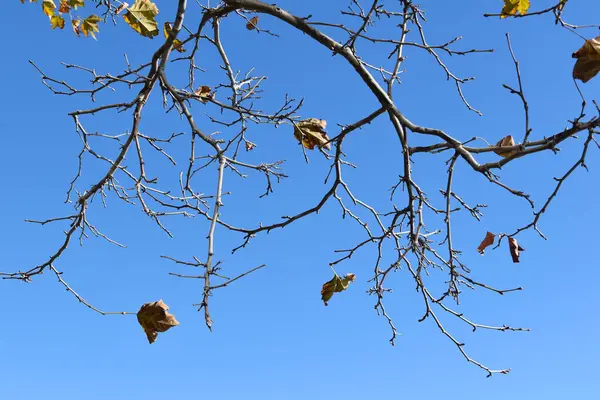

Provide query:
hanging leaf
left=42, top=0, right=56, bottom=17
left=50, top=14, right=65, bottom=29
left=68, top=0, right=84, bottom=9
left=293, top=118, right=331, bottom=151
left=123, top=0, right=159, bottom=38
left=137, top=299, right=180, bottom=344
left=508, top=237, right=525, bottom=263
left=321, top=273, right=356, bottom=306
left=572, top=36, right=600, bottom=83
left=246, top=16, right=259, bottom=30
left=245, top=141, right=256, bottom=151
left=477, top=231, right=495, bottom=255
left=500, top=0, right=530, bottom=18
left=81, top=14, right=101, bottom=39
left=194, top=85, right=214, bottom=103
left=493, top=135, right=518, bottom=158
left=163, top=22, right=186, bottom=53
left=72, top=18, right=81, bottom=36
left=58, top=0, right=70, bottom=13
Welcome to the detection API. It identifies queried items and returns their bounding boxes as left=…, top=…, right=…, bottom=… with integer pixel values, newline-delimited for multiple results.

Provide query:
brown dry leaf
left=293, top=118, right=331, bottom=151
left=137, top=299, right=180, bottom=344
left=58, top=1, right=70, bottom=14
left=321, top=273, right=356, bottom=306
left=194, top=85, right=214, bottom=103
left=245, top=141, right=256, bottom=151
left=493, top=135, right=517, bottom=158
left=508, top=237, right=525, bottom=263
left=477, top=231, right=495, bottom=255
left=246, top=16, right=259, bottom=30
left=72, top=18, right=81, bottom=36
left=572, top=36, right=600, bottom=83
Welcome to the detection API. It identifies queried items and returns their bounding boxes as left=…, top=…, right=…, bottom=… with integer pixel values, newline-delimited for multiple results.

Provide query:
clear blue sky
left=2, top=1, right=600, bottom=399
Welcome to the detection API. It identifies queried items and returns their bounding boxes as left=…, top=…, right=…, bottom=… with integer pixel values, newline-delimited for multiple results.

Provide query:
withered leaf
left=294, top=118, right=331, bottom=151
left=245, top=141, right=256, bottom=151
left=194, top=85, right=214, bottom=103
left=508, top=237, right=525, bottom=263
left=246, top=16, right=259, bottom=30
left=493, top=135, right=518, bottom=158
left=477, top=231, right=495, bottom=255
left=572, top=36, right=600, bottom=83
left=321, top=273, right=355, bottom=306
left=137, top=299, right=180, bottom=344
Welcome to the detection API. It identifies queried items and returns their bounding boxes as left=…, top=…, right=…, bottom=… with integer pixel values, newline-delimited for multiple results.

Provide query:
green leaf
left=123, top=0, right=159, bottom=38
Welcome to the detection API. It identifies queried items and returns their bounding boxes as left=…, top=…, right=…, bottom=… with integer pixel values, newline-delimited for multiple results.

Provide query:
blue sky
left=1, top=0, right=600, bottom=398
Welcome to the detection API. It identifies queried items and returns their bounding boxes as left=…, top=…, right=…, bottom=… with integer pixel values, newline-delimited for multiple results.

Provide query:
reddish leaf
left=477, top=231, right=495, bottom=255
left=508, top=237, right=525, bottom=263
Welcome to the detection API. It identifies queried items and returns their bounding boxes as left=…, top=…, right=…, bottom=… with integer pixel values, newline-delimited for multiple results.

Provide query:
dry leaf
left=123, top=0, right=160, bottom=38
left=137, top=299, right=180, bottom=344
left=58, top=1, right=70, bottom=14
left=72, top=18, right=81, bottom=36
left=508, top=237, right=525, bottom=263
left=321, top=273, right=355, bottom=306
left=245, top=141, right=256, bottom=151
left=477, top=231, right=495, bottom=255
left=194, top=85, right=214, bottom=103
left=50, top=14, right=65, bottom=29
left=493, top=135, right=518, bottom=158
left=293, top=118, right=331, bottom=151
left=572, top=36, right=600, bottom=83
left=42, top=0, right=56, bottom=18
left=246, top=16, right=259, bottom=30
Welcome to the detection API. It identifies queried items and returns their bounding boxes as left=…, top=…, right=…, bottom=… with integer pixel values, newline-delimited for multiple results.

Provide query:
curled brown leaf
left=477, top=231, right=496, bottom=255
left=246, top=16, right=259, bottom=30
left=293, top=118, right=331, bottom=151
left=137, top=299, right=180, bottom=344
left=508, top=237, right=525, bottom=263
left=572, top=36, right=600, bottom=83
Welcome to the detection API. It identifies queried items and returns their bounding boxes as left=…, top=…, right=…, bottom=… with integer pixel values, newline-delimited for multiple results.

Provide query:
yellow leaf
left=123, top=0, right=159, bottom=38
left=293, top=118, right=331, bottom=151
left=137, top=299, right=180, bottom=344
left=50, top=14, right=65, bottom=29
left=500, top=0, right=530, bottom=18
left=493, top=135, right=518, bottom=158
left=72, top=18, right=81, bottom=36
left=194, top=85, right=214, bottom=103
left=163, top=22, right=186, bottom=53
left=572, top=36, right=600, bottom=83
left=321, top=273, right=355, bottom=306
left=68, top=0, right=84, bottom=9
left=81, top=14, right=102, bottom=39
left=42, top=0, right=56, bottom=17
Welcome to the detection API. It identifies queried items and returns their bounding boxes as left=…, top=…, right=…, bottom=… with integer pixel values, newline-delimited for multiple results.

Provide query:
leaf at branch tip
left=72, top=18, right=81, bottom=36
left=50, top=14, right=65, bottom=29
left=58, top=1, right=70, bottom=14
left=81, top=14, right=101, bottom=39
left=42, top=0, right=56, bottom=18
left=293, top=118, right=331, bottom=151
left=321, top=273, right=356, bottom=306
left=500, top=0, right=530, bottom=18
left=194, top=85, right=214, bottom=103
left=477, top=231, right=496, bottom=255
left=137, top=299, right=180, bottom=344
left=246, top=16, right=259, bottom=31
left=572, top=36, right=600, bottom=83
left=68, top=0, right=84, bottom=9
left=508, top=237, right=525, bottom=263
left=245, top=141, right=256, bottom=151
left=493, top=135, right=518, bottom=158
left=123, top=0, right=159, bottom=38
left=163, top=23, right=186, bottom=53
